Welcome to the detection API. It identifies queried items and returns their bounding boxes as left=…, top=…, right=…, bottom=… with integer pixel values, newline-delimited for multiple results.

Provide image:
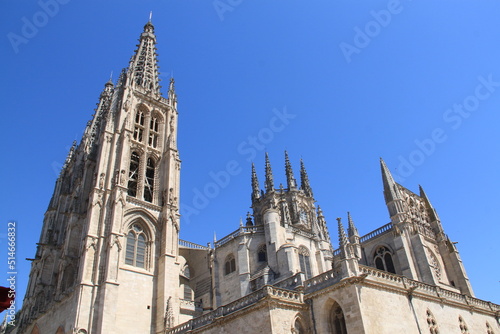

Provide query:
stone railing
left=214, top=228, right=240, bottom=248
left=179, top=239, right=209, bottom=250
left=179, top=299, right=203, bottom=312
left=167, top=285, right=303, bottom=333
left=359, top=222, right=393, bottom=243
left=274, top=273, right=305, bottom=290
left=304, top=269, right=342, bottom=294
left=359, top=265, right=500, bottom=313
left=214, top=226, right=265, bottom=248
left=241, top=225, right=265, bottom=234
left=360, top=265, right=403, bottom=283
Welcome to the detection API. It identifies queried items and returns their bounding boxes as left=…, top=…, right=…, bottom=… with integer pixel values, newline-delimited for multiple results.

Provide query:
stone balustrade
left=359, top=222, right=393, bottom=243
left=179, top=239, right=208, bottom=250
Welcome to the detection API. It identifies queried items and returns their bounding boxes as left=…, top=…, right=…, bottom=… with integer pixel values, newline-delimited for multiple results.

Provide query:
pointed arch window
left=127, top=152, right=140, bottom=197
left=224, top=254, right=236, bottom=275
left=374, top=246, right=396, bottom=274
left=330, top=302, right=347, bottom=334
left=298, top=246, right=312, bottom=279
left=60, top=265, right=76, bottom=293
left=258, top=244, right=267, bottom=262
left=149, top=116, right=159, bottom=148
left=292, top=318, right=305, bottom=334
left=144, top=157, right=155, bottom=203
left=133, top=110, right=145, bottom=142
left=125, top=224, right=147, bottom=268
left=426, top=309, right=439, bottom=334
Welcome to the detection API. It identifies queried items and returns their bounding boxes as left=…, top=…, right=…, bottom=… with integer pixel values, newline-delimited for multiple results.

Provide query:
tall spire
left=265, top=153, right=274, bottom=193
left=300, top=159, right=313, bottom=197
left=128, top=20, right=161, bottom=95
left=347, top=212, right=359, bottom=238
left=251, top=163, right=261, bottom=201
left=284, top=151, right=297, bottom=190
left=380, top=158, right=402, bottom=203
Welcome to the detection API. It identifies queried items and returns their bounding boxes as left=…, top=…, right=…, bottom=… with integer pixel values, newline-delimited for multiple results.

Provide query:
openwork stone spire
left=251, top=163, right=261, bottom=201
left=128, top=20, right=161, bottom=95
left=284, top=151, right=297, bottom=189
left=300, top=159, right=313, bottom=197
left=265, top=153, right=274, bottom=193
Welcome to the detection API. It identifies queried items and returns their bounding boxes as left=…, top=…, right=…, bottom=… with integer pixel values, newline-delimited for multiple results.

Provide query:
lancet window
left=224, top=254, right=236, bottom=275
left=133, top=110, right=145, bottom=142
left=257, top=244, right=267, bottom=262
left=298, top=246, right=312, bottom=279
left=330, top=302, right=347, bottom=334
left=125, top=223, right=148, bottom=269
left=149, top=116, right=159, bottom=148
left=127, top=152, right=140, bottom=197
left=144, top=158, right=155, bottom=203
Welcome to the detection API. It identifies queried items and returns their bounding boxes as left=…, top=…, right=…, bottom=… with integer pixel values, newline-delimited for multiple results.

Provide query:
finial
left=300, top=158, right=313, bottom=197
left=347, top=212, right=359, bottom=238
left=265, top=153, right=274, bottom=193
left=317, top=206, right=324, bottom=218
left=149, top=11, right=153, bottom=22
left=284, top=151, right=297, bottom=190
left=251, top=163, right=261, bottom=201
left=246, top=212, right=254, bottom=226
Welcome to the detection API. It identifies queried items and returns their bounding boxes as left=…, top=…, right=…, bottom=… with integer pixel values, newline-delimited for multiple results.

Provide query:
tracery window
left=133, top=110, right=145, bottom=142
left=330, top=302, right=347, bottom=334
left=125, top=224, right=147, bottom=268
left=127, top=152, right=140, bottom=197
left=374, top=246, right=396, bottom=274
left=143, top=158, right=155, bottom=203
left=459, top=316, right=469, bottom=334
left=299, top=210, right=308, bottom=226
left=224, top=254, right=236, bottom=275
left=426, top=309, right=439, bottom=334
left=298, top=246, right=312, bottom=279
left=258, top=244, right=267, bottom=262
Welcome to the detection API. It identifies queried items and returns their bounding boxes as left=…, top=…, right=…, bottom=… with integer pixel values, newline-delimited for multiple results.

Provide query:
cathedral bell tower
left=19, top=20, right=182, bottom=334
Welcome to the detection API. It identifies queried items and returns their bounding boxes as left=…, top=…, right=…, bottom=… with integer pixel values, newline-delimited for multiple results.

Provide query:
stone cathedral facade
left=15, top=21, right=500, bottom=334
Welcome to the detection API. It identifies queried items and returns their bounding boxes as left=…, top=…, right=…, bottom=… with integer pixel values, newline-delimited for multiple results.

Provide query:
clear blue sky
left=1, top=0, right=499, bottom=311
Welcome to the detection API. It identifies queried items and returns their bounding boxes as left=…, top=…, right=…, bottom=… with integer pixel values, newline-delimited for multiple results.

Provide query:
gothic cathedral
left=15, top=21, right=499, bottom=334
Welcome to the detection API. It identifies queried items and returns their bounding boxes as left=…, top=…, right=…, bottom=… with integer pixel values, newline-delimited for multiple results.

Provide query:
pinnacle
left=337, top=217, right=348, bottom=247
